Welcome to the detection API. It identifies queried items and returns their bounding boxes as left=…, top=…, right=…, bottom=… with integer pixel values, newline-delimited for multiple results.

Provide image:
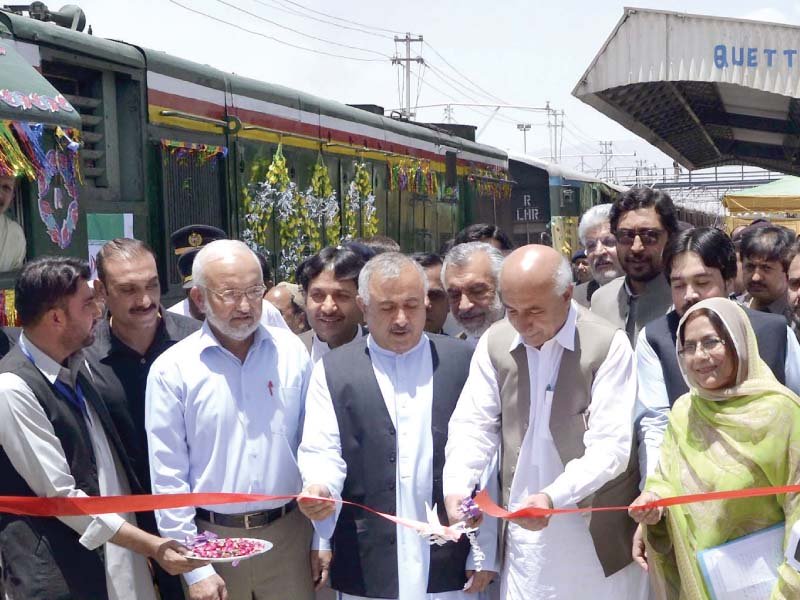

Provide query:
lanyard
left=21, top=346, right=88, bottom=418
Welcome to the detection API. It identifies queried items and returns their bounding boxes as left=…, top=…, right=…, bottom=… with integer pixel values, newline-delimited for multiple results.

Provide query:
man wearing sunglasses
left=590, top=188, right=678, bottom=347
left=574, top=204, right=623, bottom=307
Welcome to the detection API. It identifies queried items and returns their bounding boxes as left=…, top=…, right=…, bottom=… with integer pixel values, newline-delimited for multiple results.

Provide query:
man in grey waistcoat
left=443, top=245, right=647, bottom=600
left=590, top=188, right=678, bottom=347
left=298, top=252, right=498, bottom=599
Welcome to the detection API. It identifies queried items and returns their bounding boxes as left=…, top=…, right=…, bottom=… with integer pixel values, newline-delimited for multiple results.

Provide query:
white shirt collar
left=19, top=332, right=80, bottom=385
left=509, top=301, right=578, bottom=353
left=367, top=332, right=429, bottom=359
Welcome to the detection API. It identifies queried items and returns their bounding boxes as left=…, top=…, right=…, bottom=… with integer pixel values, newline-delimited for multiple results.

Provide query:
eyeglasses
left=615, top=228, right=664, bottom=247
left=205, top=285, right=266, bottom=305
left=584, top=235, right=617, bottom=252
left=678, top=337, right=725, bottom=357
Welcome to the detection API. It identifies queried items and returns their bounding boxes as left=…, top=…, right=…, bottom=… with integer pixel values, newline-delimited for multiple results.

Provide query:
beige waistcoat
left=486, top=306, right=639, bottom=577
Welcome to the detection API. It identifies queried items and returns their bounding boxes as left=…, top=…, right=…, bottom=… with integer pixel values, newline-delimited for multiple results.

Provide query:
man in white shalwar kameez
left=443, top=245, right=648, bottom=600
left=298, top=252, right=499, bottom=599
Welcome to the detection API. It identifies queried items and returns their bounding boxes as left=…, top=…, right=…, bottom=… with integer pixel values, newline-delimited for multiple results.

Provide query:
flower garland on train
left=467, top=165, right=512, bottom=201
left=388, top=159, right=439, bottom=197
left=243, top=145, right=346, bottom=282
left=344, top=161, right=378, bottom=239
left=300, top=153, right=340, bottom=250
left=0, top=121, right=83, bottom=249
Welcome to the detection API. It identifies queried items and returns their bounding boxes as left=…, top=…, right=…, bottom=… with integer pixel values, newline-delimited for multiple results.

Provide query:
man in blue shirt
left=146, top=240, right=313, bottom=600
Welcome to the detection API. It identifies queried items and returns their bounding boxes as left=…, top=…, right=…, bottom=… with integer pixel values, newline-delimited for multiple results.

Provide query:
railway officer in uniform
left=590, top=188, right=678, bottom=347
left=167, top=224, right=289, bottom=330
left=166, top=225, right=227, bottom=319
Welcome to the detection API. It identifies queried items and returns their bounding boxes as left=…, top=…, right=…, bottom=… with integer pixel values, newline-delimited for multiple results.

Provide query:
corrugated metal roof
left=573, top=7, right=800, bottom=174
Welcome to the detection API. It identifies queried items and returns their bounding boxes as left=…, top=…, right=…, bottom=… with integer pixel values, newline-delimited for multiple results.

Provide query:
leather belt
left=195, top=500, right=297, bottom=530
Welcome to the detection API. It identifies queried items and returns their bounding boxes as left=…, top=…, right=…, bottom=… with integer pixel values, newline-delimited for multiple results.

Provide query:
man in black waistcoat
left=0, top=326, right=18, bottom=359
left=87, top=238, right=200, bottom=600
left=633, top=227, right=800, bottom=565
left=297, top=252, right=498, bottom=599
left=0, top=256, right=203, bottom=600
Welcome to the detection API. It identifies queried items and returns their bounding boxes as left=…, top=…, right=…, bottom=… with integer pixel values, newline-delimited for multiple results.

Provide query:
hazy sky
left=65, top=0, right=800, bottom=177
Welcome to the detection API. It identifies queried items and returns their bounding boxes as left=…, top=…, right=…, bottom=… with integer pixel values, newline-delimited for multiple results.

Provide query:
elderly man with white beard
left=146, top=240, right=314, bottom=600
left=573, top=204, right=623, bottom=307
left=442, top=242, right=505, bottom=346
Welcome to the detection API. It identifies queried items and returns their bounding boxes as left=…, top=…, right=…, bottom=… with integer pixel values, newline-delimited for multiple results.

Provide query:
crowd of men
left=0, top=186, right=799, bottom=600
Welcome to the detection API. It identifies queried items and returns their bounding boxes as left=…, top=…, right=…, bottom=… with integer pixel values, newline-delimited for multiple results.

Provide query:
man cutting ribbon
left=443, top=244, right=648, bottom=600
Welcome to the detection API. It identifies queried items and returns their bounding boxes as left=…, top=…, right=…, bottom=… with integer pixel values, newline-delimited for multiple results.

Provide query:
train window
left=161, top=145, right=227, bottom=287
left=445, top=151, right=457, bottom=187
left=38, top=50, right=145, bottom=204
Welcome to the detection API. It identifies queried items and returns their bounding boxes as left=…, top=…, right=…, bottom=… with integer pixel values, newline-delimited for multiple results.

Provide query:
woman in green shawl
left=629, top=297, right=800, bottom=599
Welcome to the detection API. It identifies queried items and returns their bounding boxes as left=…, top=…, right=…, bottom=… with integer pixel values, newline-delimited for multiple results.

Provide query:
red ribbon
left=474, top=483, right=800, bottom=519
left=0, top=484, right=798, bottom=522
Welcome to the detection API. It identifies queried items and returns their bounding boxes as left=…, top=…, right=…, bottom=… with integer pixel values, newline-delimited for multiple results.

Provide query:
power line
left=273, top=0, right=407, bottom=35
left=423, top=41, right=508, bottom=105
left=211, top=0, right=391, bottom=58
left=250, top=0, right=393, bottom=39
left=413, top=63, right=426, bottom=116
left=423, top=65, right=517, bottom=125
left=166, top=0, right=387, bottom=62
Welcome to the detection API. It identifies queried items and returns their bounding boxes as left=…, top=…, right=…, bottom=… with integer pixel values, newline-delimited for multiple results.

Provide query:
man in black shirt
left=87, top=238, right=199, bottom=599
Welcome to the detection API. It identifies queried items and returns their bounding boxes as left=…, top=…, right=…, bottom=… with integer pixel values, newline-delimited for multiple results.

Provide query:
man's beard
left=593, top=266, right=622, bottom=286
left=624, top=254, right=662, bottom=282
left=206, top=309, right=259, bottom=341
left=460, top=294, right=505, bottom=338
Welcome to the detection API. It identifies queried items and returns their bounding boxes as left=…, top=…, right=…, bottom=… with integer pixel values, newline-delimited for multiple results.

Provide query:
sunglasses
left=615, top=228, right=664, bottom=247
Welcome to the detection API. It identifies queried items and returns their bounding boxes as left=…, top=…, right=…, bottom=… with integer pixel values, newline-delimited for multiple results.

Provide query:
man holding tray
left=147, top=240, right=313, bottom=600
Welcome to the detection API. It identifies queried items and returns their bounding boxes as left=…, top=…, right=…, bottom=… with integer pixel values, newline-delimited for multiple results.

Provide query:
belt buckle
left=244, top=512, right=259, bottom=530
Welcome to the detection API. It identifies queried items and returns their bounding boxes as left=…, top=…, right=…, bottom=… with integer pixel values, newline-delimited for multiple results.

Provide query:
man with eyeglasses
left=442, top=242, right=506, bottom=346
left=167, top=224, right=290, bottom=331
left=146, top=240, right=315, bottom=600
left=631, top=226, right=800, bottom=568
left=574, top=204, right=623, bottom=307
left=590, top=188, right=678, bottom=347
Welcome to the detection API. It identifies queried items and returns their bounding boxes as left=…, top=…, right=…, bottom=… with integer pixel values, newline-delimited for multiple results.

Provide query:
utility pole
left=517, top=123, right=531, bottom=153
left=599, top=140, right=613, bottom=180
left=443, top=104, right=455, bottom=123
left=392, top=33, right=424, bottom=119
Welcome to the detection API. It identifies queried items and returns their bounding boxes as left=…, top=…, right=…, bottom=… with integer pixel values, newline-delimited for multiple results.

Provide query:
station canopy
left=722, top=176, right=800, bottom=213
left=573, top=8, right=800, bottom=175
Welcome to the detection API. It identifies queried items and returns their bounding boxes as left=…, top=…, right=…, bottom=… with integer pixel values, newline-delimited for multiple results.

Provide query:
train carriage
left=0, top=7, right=509, bottom=317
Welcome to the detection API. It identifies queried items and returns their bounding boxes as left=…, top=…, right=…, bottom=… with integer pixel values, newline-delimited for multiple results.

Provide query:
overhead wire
left=249, top=0, right=394, bottom=39
left=271, top=0, right=407, bottom=35
left=423, top=41, right=508, bottom=105
left=422, top=64, right=518, bottom=125
left=166, top=0, right=388, bottom=62
left=210, top=0, right=391, bottom=58
left=413, top=63, right=425, bottom=116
